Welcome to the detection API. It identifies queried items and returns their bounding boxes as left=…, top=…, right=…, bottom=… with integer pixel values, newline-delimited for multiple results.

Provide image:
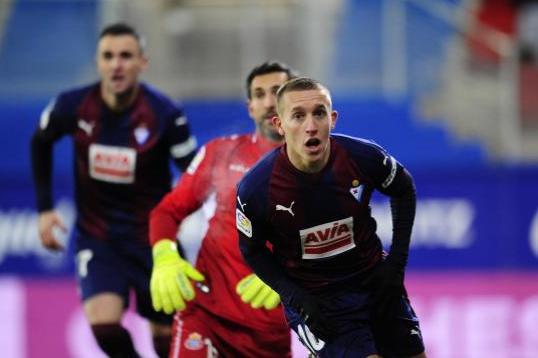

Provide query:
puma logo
left=276, top=201, right=295, bottom=216
left=237, top=196, right=247, bottom=212
left=78, top=119, right=94, bottom=136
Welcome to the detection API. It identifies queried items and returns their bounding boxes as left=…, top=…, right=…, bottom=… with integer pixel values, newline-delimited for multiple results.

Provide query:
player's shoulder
left=205, top=133, right=253, bottom=152
left=237, top=147, right=279, bottom=196
left=332, top=133, right=388, bottom=160
left=140, top=83, right=183, bottom=113
left=50, top=83, right=97, bottom=115
left=56, top=83, right=96, bottom=105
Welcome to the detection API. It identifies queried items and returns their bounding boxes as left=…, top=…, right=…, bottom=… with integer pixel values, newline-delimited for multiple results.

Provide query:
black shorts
left=371, top=294, right=425, bottom=357
left=285, top=289, right=424, bottom=357
left=75, top=235, right=173, bottom=325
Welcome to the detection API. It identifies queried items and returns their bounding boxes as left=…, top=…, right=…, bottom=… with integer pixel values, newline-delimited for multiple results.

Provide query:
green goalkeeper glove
left=236, top=273, right=281, bottom=310
left=150, top=239, right=205, bottom=314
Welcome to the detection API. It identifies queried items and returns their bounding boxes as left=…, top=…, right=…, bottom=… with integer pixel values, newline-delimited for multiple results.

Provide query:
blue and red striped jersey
left=237, top=134, right=412, bottom=294
left=32, top=82, right=196, bottom=244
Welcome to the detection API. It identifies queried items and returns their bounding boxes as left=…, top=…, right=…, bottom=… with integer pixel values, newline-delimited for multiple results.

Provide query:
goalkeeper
left=149, top=62, right=296, bottom=357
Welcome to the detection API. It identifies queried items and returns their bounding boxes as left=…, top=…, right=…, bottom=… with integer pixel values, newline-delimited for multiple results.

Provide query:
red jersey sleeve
left=149, top=142, right=216, bottom=246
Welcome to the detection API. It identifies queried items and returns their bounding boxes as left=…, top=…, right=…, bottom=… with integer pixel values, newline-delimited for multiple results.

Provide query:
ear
left=140, top=55, right=149, bottom=72
left=330, top=110, right=338, bottom=130
left=247, top=99, right=254, bottom=118
left=272, top=115, right=284, bottom=136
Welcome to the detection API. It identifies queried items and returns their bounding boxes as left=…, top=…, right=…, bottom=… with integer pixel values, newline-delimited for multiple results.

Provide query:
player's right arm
left=236, top=179, right=335, bottom=341
left=149, top=144, right=214, bottom=314
left=30, top=96, right=74, bottom=251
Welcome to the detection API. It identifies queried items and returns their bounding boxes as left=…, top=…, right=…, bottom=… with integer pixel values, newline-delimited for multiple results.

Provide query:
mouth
left=304, top=138, right=322, bottom=153
left=111, top=74, right=125, bottom=85
left=264, top=112, right=276, bottom=121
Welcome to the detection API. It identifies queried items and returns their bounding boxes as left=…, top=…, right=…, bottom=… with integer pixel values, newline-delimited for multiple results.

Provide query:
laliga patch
left=89, top=144, right=136, bottom=184
left=236, top=208, right=252, bottom=238
left=300, top=217, right=355, bottom=259
left=184, top=332, right=204, bottom=350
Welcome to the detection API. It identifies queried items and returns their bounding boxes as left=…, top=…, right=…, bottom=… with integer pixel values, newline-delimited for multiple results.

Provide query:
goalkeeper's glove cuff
left=153, top=239, right=180, bottom=264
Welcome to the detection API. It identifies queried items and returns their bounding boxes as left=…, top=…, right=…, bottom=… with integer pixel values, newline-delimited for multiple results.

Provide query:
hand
left=150, top=239, right=205, bottom=314
left=290, top=292, right=335, bottom=342
left=370, top=255, right=405, bottom=316
left=38, top=210, right=67, bottom=251
left=236, top=273, right=281, bottom=309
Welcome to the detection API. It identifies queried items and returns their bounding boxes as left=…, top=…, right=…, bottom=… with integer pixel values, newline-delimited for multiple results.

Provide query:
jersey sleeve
left=236, top=177, right=303, bottom=305
left=345, top=138, right=412, bottom=197
left=149, top=143, right=215, bottom=246
left=30, top=95, right=77, bottom=212
left=165, top=104, right=197, bottom=172
left=350, top=138, right=416, bottom=265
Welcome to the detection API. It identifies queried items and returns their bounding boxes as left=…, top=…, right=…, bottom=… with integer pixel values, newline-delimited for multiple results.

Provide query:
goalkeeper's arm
left=150, top=239, right=205, bottom=314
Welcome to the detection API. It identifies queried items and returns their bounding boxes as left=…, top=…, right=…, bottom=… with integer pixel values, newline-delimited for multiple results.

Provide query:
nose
left=264, top=94, right=276, bottom=109
left=305, top=115, right=318, bottom=134
left=110, top=56, right=122, bottom=70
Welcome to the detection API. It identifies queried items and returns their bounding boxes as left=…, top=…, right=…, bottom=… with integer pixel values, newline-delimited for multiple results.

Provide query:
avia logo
left=300, top=217, right=355, bottom=259
left=276, top=201, right=295, bottom=216
left=89, top=144, right=136, bottom=184
left=77, top=119, right=94, bottom=136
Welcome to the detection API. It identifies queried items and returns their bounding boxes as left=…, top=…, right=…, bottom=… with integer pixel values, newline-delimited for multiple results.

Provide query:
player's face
left=97, top=34, right=147, bottom=97
left=247, top=72, right=289, bottom=142
left=274, top=88, right=337, bottom=173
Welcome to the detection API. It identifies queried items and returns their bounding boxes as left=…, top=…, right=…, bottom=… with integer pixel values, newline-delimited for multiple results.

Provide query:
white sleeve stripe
left=39, top=99, right=55, bottom=130
left=170, top=136, right=197, bottom=158
left=381, top=155, right=397, bottom=188
left=175, top=116, right=187, bottom=126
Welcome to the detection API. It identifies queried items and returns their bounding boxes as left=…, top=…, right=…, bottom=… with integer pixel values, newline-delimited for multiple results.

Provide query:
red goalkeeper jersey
left=150, top=133, right=287, bottom=331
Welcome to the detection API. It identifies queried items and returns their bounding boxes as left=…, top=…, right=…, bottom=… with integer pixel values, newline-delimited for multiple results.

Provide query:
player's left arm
left=376, top=154, right=416, bottom=267
left=359, top=144, right=416, bottom=298
left=166, top=107, right=197, bottom=172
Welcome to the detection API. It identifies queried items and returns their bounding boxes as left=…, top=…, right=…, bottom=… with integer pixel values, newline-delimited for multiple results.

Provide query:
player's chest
left=214, top=147, right=262, bottom=198
left=73, top=108, right=159, bottom=148
left=73, top=111, right=162, bottom=184
left=268, top=173, right=373, bottom=258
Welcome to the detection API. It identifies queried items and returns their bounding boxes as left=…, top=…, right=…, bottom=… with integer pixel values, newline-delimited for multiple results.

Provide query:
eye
left=254, top=91, right=264, bottom=99
left=291, top=112, right=304, bottom=120
left=102, top=52, right=113, bottom=60
left=120, top=52, right=134, bottom=60
left=313, top=108, right=327, bottom=118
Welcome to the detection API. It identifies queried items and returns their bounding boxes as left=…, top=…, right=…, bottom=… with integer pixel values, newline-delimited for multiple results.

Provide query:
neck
left=255, top=131, right=284, bottom=150
left=101, top=85, right=139, bottom=112
left=287, top=141, right=331, bottom=174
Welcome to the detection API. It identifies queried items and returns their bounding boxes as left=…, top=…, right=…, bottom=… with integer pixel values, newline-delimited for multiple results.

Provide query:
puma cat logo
left=276, top=201, right=295, bottom=216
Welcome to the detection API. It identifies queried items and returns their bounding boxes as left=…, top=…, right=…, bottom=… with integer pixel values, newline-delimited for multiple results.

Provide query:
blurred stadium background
left=1, top=0, right=537, bottom=357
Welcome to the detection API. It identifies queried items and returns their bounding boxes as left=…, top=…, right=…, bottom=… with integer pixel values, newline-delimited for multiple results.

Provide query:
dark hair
left=246, top=61, right=297, bottom=98
left=99, top=23, right=145, bottom=52
left=276, top=77, right=331, bottom=112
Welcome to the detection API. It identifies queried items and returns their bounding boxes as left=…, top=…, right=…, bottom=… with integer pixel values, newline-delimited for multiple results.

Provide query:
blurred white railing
left=403, top=0, right=523, bottom=161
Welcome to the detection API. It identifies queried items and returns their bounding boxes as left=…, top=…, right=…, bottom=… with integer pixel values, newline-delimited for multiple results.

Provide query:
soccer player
left=30, top=23, right=197, bottom=358
left=236, top=77, right=427, bottom=358
left=149, top=61, right=296, bottom=357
